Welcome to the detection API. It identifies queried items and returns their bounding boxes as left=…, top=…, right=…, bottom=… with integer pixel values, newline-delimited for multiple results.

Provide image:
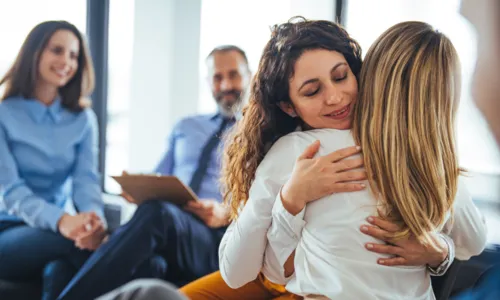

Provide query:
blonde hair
left=352, top=21, right=461, bottom=246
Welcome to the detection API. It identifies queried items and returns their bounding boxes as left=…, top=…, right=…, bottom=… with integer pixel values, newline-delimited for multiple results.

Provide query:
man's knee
left=135, top=201, right=181, bottom=220
left=131, top=201, right=185, bottom=235
left=133, top=255, right=168, bottom=279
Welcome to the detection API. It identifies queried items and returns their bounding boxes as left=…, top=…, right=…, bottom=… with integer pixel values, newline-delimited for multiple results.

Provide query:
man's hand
left=121, top=191, right=137, bottom=204
left=361, top=216, right=448, bottom=267
left=184, top=200, right=230, bottom=228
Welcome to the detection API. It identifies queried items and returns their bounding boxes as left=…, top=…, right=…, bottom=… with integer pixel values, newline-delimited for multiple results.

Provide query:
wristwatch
left=427, top=235, right=451, bottom=276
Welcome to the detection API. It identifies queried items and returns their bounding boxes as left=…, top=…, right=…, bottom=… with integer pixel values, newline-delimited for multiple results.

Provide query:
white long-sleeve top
left=218, top=128, right=486, bottom=296
left=266, top=129, right=487, bottom=299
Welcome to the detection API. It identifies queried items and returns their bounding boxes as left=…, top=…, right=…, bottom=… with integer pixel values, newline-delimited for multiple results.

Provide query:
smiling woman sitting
left=0, top=20, right=106, bottom=300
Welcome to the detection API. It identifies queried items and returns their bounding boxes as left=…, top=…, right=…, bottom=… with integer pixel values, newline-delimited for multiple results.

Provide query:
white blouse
left=218, top=128, right=487, bottom=299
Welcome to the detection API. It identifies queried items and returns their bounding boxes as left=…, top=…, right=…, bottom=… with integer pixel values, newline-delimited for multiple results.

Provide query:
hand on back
left=281, top=140, right=367, bottom=215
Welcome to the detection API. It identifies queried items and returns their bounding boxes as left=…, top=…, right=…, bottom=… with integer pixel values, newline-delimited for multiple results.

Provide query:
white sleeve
left=266, top=191, right=306, bottom=280
left=219, top=197, right=274, bottom=289
left=444, top=177, right=488, bottom=260
left=429, top=233, right=456, bottom=276
left=218, top=135, right=302, bottom=289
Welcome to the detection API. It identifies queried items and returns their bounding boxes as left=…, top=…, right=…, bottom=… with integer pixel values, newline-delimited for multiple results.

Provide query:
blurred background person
left=57, top=45, right=252, bottom=300
left=0, top=20, right=106, bottom=300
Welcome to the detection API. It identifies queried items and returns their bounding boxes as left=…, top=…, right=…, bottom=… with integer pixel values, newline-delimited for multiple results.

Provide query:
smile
left=52, top=67, right=69, bottom=78
left=324, top=105, right=351, bottom=120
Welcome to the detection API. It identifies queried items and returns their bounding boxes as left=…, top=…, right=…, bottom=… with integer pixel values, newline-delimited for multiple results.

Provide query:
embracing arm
left=219, top=136, right=299, bottom=288
left=219, top=206, right=273, bottom=288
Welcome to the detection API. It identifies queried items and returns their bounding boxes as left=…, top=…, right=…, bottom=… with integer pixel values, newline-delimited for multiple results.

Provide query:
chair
left=0, top=203, right=122, bottom=300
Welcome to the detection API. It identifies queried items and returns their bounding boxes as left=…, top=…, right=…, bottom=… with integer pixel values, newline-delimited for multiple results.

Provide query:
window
left=104, top=0, right=135, bottom=193
left=345, top=0, right=500, bottom=174
left=0, top=0, right=87, bottom=92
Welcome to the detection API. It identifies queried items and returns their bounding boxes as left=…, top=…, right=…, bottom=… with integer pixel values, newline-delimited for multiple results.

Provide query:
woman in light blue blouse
left=0, top=21, right=106, bottom=299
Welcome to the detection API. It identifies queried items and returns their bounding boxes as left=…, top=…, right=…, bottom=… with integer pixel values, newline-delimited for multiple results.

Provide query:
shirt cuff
left=428, top=233, right=455, bottom=276
left=271, top=191, right=306, bottom=239
left=267, top=191, right=306, bottom=268
left=45, top=205, right=67, bottom=232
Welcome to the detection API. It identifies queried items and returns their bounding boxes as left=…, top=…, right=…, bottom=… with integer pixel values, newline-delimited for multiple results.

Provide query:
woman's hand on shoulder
left=281, top=140, right=367, bottom=215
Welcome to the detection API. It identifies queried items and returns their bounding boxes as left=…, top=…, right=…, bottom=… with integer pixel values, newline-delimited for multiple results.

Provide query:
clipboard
left=111, top=174, right=199, bottom=205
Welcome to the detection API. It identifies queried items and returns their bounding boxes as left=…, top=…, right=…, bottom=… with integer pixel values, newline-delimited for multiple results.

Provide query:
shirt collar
left=211, top=112, right=236, bottom=128
left=24, top=97, right=63, bottom=123
left=210, top=112, right=221, bottom=121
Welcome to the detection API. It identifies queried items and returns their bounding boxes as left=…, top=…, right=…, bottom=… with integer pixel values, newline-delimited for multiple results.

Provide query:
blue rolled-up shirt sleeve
left=154, top=125, right=177, bottom=175
left=0, top=124, right=65, bottom=231
left=71, top=110, right=105, bottom=226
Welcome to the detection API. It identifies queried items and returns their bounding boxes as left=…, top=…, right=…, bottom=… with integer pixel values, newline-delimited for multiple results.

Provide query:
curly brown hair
left=222, top=17, right=363, bottom=220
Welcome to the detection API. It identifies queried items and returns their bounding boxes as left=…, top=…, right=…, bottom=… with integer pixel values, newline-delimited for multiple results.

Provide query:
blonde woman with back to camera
left=264, top=21, right=487, bottom=299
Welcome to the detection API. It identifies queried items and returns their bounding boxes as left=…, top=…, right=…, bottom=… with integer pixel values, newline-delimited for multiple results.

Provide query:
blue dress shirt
left=155, top=113, right=233, bottom=202
left=0, top=96, right=104, bottom=232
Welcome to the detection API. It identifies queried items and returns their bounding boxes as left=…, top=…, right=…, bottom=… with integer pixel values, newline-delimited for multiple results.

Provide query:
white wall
left=290, top=0, right=335, bottom=20
left=128, top=0, right=202, bottom=172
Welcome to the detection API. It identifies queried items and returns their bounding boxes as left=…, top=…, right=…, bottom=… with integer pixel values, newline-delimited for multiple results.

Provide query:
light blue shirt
left=155, top=113, right=234, bottom=202
left=0, top=96, right=104, bottom=232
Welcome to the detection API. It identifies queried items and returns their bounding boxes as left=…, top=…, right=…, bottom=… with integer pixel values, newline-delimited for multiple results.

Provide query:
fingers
left=333, top=170, right=367, bottom=183
left=365, top=243, right=403, bottom=256
left=76, top=237, right=99, bottom=251
left=329, top=182, right=366, bottom=193
left=121, top=192, right=135, bottom=203
left=360, top=225, right=393, bottom=242
left=366, top=216, right=400, bottom=233
left=184, top=205, right=214, bottom=218
left=378, top=257, right=407, bottom=266
left=202, top=201, right=216, bottom=208
left=76, top=228, right=106, bottom=250
left=298, top=140, right=321, bottom=160
left=323, top=146, right=361, bottom=163
left=76, top=222, right=103, bottom=240
left=83, top=214, right=102, bottom=232
left=331, top=157, right=364, bottom=172
left=186, top=201, right=203, bottom=209
left=183, top=205, right=197, bottom=214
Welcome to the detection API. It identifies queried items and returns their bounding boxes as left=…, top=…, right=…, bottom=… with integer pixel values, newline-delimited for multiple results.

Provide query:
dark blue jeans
left=58, top=200, right=226, bottom=300
left=453, top=264, right=500, bottom=299
left=0, top=221, right=91, bottom=300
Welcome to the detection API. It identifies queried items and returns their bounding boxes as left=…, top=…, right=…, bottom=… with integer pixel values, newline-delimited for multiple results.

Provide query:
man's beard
left=215, top=90, right=243, bottom=117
